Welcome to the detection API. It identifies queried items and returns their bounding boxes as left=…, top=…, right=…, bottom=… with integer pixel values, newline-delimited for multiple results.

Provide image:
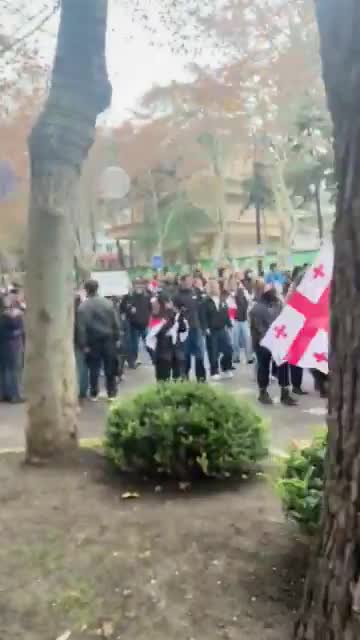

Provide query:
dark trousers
left=75, top=347, right=89, bottom=398
left=155, top=356, right=183, bottom=382
left=206, top=328, right=232, bottom=376
left=128, top=325, right=147, bottom=365
left=311, top=369, right=328, bottom=395
left=290, top=365, right=303, bottom=389
left=87, top=338, right=117, bottom=398
left=185, top=328, right=206, bottom=381
left=255, top=345, right=289, bottom=390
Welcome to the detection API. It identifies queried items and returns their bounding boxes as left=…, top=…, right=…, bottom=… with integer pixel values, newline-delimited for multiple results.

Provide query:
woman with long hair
left=203, top=278, right=233, bottom=381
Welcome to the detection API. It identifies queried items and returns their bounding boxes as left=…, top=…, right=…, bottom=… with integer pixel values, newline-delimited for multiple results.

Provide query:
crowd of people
left=0, top=262, right=328, bottom=405
left=74, top=262, right=328, bottom=404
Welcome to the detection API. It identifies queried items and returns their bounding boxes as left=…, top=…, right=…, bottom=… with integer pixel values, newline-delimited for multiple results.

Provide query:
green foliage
left=105, top=382, right=268, bottom=479
left=133, top=191, right=214, bottom=262
left=286, top=99, right=335, bottom=206
left=277, top=430, right=327, bottom=534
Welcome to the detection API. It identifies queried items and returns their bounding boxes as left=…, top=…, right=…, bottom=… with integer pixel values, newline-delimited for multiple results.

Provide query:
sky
left=106, top=2, right=191, bottom=122
left=0, top=0, right=211, bottom=124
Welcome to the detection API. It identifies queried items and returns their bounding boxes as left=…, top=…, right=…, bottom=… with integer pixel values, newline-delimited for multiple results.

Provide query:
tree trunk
left=147, top=170, right=163, bottom=257
left=314, top=180, right=324, bottom=241
left=295, top=2, right=360, bottom=638
left=116, top=240, right=126, bottom=269
left=25, top=0, right=111, bottom=461
left=213, top=155, right=228, bottom=262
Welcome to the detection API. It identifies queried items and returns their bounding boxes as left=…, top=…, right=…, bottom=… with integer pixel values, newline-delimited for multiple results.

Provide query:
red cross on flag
left=261, top=243, right=333, bottom=374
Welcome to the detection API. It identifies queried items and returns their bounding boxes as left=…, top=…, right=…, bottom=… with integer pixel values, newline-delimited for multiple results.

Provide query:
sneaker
left=247, top=358, right=255, bottom=365
left=292, top=387, right=308, bottom=396
left=89, top=396, right=98, bottom=403
left=258, top=390, right=273, bottom=405
left=211, top=374, right=221, bottom=382
left=281, top=389, right=298, bottom=406
left=221, top=371, right=234, bottom=380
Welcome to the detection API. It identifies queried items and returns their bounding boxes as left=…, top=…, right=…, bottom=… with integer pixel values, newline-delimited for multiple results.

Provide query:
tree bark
left=25, top=0, right=111, bottom=461
left=295, top=2, right=360, bottom=638
left=314, top=180, right=324, bottom=241
left=116, top=240, right=126, bottom=269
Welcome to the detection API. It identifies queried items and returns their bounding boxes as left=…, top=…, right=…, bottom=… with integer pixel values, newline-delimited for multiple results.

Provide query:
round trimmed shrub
left=277, top=430, right=326, bottom=534
left=104, top=382, right=268, bottom=479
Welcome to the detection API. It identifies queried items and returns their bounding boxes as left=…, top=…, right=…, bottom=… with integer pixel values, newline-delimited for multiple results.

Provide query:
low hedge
left=277, top=430, right=327, bottom=534
left=104, top=382, right=268, bottom=479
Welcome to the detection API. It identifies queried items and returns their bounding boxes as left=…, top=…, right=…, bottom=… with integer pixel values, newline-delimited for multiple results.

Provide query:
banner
left=261, top=243, right=333, bottom=374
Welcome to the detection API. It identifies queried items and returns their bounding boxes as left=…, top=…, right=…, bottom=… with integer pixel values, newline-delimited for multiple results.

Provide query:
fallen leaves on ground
left=56, top=632, right=71, bottom=640
left=121, top=492, right=140, bottom=500
left=178, top=482, right=191, bottom=491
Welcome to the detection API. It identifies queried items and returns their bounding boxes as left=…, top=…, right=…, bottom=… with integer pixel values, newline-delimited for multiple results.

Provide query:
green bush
left=277, top=430, right=327, bottom=534
left=104, top=382, right=268, bottom=479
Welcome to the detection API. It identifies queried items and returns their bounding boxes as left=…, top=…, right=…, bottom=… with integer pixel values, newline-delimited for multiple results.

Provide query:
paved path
left=0, top=363, right=326, bottom=453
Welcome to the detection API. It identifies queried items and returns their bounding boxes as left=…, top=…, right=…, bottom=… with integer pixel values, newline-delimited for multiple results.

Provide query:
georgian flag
left=261, top=243, right=333, bottom=374
left=146, top=316, right=166, bottom=352
left=146, top=314, right=189, bottom=352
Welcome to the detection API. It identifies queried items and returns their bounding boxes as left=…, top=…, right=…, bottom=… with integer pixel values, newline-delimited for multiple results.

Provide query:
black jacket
left=174, top=288, right=202, bottom=330
left=77, top=296, right=120, bottom=347
left=155, top=310, right=188, bottom=362
left=203, top=297, right=232, bottom=331
left=120, top=292, right=152, bottom=329
left=234, top=288, right=249, bottom=322
left=249, top=296, right=282, bottom=347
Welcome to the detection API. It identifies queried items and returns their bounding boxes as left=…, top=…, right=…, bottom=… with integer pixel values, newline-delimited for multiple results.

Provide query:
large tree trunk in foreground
left=295, top=2, right=360, bottom=638
left=25, top=0, right=111, bottom=461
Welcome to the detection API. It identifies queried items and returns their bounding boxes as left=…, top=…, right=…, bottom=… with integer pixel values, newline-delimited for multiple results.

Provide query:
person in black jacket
left=226, top=276, right=254, bottom=364
left=174, top=275, right=206, bottom=382
left=146, top=296, right=188, bottom=382
left=120, top=278, right=152, bottom=368
left=249, top=285, right=297, bottom=406
left=0, top=295, right=25, bottom=403
left=203, top=279, right=233, bottom=381
left=77, top=280, right=120, bottom=400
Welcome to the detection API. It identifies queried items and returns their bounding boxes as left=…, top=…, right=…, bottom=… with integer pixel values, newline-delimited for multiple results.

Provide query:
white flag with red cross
left=261, top=244, right=333, bottom=374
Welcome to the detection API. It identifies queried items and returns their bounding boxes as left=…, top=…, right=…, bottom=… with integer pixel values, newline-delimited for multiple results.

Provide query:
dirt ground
left=0, top=450, right=309, bottom=640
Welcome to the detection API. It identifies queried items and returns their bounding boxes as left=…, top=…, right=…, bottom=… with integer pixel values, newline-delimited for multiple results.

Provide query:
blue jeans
left=75, top=348, right=89, bottom=398
left=0, top=339, right=23, bottom=401
left=231, top=320, right=253, bottom=362
left=185, top=328, right=206, bottom=381
left=128, top=325, right=147, bottom=366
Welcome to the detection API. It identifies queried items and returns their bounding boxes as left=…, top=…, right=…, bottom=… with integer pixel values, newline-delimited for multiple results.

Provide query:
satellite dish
left=99, top=166, right=130, bottom=201
left=0, top=160, right=18, bottom=201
